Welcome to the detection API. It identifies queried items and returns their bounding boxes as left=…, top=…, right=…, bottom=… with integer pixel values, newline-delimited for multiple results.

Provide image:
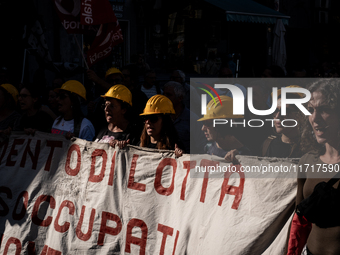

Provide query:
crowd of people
left=1, top=60, right=340, bottom=254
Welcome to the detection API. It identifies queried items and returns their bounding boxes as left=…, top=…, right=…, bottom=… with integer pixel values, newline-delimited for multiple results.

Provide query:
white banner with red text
left=0, top=132, right=297, bottom=254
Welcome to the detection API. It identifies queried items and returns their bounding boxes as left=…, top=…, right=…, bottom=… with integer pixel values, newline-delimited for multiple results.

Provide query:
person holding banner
left=262, top=86, right=304, bottom=158
left=95, top=84, right=140, bottom=148
left=139, top=94, right=183, bottom=157
left=87, top=67, right=130, bottom=135
left=18, top=84, right=54, bottom=134
left=51, top=80, right=95, bottom=141
left=198, top=95, right=251, bottom=163
left=0, top=83, right=20, bottom=133
left=288, top=79, right=340, bottom=255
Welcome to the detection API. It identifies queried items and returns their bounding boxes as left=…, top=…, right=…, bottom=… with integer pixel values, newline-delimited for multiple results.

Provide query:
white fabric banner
left=0, top=132, right=297, bottom=254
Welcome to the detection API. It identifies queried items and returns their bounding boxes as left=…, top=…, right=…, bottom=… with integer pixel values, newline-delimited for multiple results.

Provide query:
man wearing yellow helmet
left=95, top=84, right=141, bottom=147
left=0, top=84, right=21, bottom=133
left=198, top=95, right=251, bottom=163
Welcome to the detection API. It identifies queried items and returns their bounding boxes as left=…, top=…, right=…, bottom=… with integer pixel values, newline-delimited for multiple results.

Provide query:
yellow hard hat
left=274, top=85, right=305, bottom=98
left=55, top=80, right=86, bottom=100
left=140, top=94, right=175, bottom=115
left=197, top=95, right=244, bottom=121
left=1, top=83, right=18, bottom=103
left=101, top=84, right=132, bottom=106
left=105, top=67, right=123, bottom=79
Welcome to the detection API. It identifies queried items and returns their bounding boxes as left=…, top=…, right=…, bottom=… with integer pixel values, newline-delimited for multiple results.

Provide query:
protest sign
left=0, top=132, right=296, bottom=254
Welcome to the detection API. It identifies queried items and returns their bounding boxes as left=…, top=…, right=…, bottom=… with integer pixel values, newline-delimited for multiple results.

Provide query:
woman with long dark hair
left=51, top=80, right=95, bottom=141
left=139, top=95, right=183, bottom=157
left=287, top=79, right=340, bottom=255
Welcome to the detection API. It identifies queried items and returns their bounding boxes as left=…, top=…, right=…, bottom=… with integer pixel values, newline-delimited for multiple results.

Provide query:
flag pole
left=73, top=34, right=89, bottom=70
left=21, top=49, right=27, bottom=84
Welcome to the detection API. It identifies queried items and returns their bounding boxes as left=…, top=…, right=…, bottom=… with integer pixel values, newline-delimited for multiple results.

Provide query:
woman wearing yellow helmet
left=139, top=95, right=184, bottom=157
left=52, top=80, right=95, bottom=141
left=95, top=85, right=141, bottom=148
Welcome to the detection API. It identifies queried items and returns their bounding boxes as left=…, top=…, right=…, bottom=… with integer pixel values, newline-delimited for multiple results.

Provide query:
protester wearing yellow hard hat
left=55, top=80, right=87, bottom=100
left=52, top=80, right=95, bottom=141
left=198, top=95, right=250, bottom=163
left=140, top=94, right=175, bottom=116
left=197, top=95, right=243, bottom=121
left=101, top=84, right=132, bottom=106
left=105, top=67, right=124, bottom=85
left=95, top=84, right=141, bottom=147
left=138, top=94, right=183, bottom=157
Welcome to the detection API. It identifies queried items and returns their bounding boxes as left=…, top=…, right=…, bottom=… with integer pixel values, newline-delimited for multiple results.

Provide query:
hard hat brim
left=140, top=112, right=169, bottom=116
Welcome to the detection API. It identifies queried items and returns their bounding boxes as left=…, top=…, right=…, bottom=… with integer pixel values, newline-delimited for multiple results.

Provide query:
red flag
left=53, top=0, right=123, bottom=66
left=53, top=0, right=97, bottom=35
left=86, top=21, right=123, bottom=67
left=80, top=0, right=117, bottom=25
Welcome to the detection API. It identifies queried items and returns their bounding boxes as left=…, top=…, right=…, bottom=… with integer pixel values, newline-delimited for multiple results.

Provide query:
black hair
left=56, top=91, right=84, bottom=129
left=20, top=83, right=42, bottom=110
left=105, top=97, right=133, bottom=121
left=140, top=114, right=180, bottom=150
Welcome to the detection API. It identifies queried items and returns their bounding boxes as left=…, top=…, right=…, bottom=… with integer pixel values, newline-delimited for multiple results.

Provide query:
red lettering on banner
left=172, top=230, right=180, bottom=255
left=3, top=237, right=21, bottom=255
left=27, top=241, right=36, bottom=254
left=218, top=164, right=245, bottom=210
left=54, top=200, right=75, bottom=233
left=200, top=159, right=219, bottom=203
left=157, top=224, right=173, bottom=255
left=128, top=154, right=146, bottom=192
left=76, top=206, right=95, bottom=241
left=181, top=161, right=196, bottom=200
left=97, top=211, right=122, bottom=245
left=0, top=186, right=12, bottom=216
left=154, top=158, right=177, bottom=196
left=39, top=245, right=48, bottom=255
left=46, top=247, right=62, bottom=255
left=34, top=244, right=61, bottom=255
left=108, top=151, right=116, bottom=186
left=0, top=141, right=9, bottom=164
left=20, top=139, right=41, bottom=169
left=45, top=141, right=63, bottom=171
left=89, top=149, right=107, bottom=182
left=65, top=144, right=81, bottom=176
left=5, top=139, right=25, bottom=167
left=32, top=195, right=56, bottom=227
left=12, top=191, right=28, bottom=221
left=125, top=218, right=148, bottom=255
